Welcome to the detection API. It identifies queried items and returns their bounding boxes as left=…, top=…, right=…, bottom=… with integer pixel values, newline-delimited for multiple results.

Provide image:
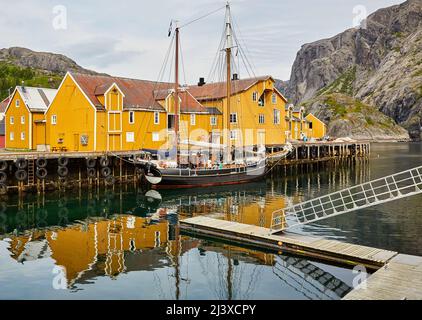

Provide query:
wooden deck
left=180, top=216, right=422, bottom=300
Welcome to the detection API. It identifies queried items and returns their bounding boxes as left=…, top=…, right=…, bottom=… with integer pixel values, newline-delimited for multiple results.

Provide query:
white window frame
left=10, top=116, right=14, bottom=125
left=258, top=114, right=265, bottom=124
left=210, top=116, right=217, bottom=126
left=16, top=99, right=20, bottom=108
left=272, top=93, right=277, bottom=104
left=20, top=132, right=25, bottom=141
left=51, top=115, right=57, bottom=125
left=273, top=109, right=281, bottom=125
left=154, top=111, right=160, bottom=125
left=10, top=132, right=14, bottom=141
left=21, top=116, right=25, bottom=124
left=252, top=92, right=258, bottom=102
left=190, top=113, right=196, bottom=126
left=129, top=111, right=135, bottom=124
left=126, top=132, right=135, bottom=142
left=152, top=132, right=160, bottom=142
left=230, top=130, right=237, bottom=140
left=230, top=113, right=238, bottom=123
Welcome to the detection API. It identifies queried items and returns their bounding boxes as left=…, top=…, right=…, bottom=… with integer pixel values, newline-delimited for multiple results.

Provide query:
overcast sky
left=0, top=0, right=405, bottom=82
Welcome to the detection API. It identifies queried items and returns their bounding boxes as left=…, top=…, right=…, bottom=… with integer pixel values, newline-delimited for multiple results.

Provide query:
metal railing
left=271, top=165, right=422, bottom=233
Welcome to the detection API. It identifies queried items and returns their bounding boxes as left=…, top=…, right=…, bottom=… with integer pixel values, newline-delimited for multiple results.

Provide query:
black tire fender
left=100, top=156, right=110, bottom=167
left=15, top=158, right=28, bottom=170
left=36, top=157, right=48, bottom=168
left=36, top=168, right=48, bottom=180
left=15, top=170, right=28, bottom=181
left=86, top=158, right=96, bottom=168
left=57, top=166, right=69, bottom=178
left=58, top=157, right=69, bottom=167
left=101, top=167, right=112, bottom=177
left=0, top=160, right=8, bottom=171
left=87, top=167, right=96, bottom=178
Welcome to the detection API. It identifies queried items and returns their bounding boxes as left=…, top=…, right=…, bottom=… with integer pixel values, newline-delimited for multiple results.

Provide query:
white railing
left=270, top=165, right=422, bottom=234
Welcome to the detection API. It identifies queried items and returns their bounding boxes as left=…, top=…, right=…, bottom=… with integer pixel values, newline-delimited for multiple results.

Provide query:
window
left=309, top=122, right=313, bottom=129
left=230, top=113, right=237, bottom=123
left=10, top=132, right=14, bottom=141
left=258, top=114, right=265, bottom=124
left=126, top=132, right=135, bottom=142
left=20, top=132, right=25, bottom=141
left=154, top=111, right=160, bottom=125
left=210, top=116, right=217, bottom=126
left=190, top=114, right=196, bottom=126
left=129, top=111, right=135, bottom=124
left=21, top=116, right=25, bottom=124
left=272, top=93, right=277, bottom=104
left=10, top=116, right=14, bottom=125
left=252, top=92, right=258, bottom=102
left=258, top=94, right=265, bottom=107
left=51, top=115, right=57, bottom=125
left=273, top=109, right=281, bottom=124
left=230, top=130, right=237, bottom=140
left=16, top=99, right=20, bottom=108
left=152, top=132, right=159, bottom=142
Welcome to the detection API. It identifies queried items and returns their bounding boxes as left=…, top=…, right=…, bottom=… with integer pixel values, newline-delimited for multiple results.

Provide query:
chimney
left=198, top=77, right=206, bottom=87
left=232, top=73, right=239, bottom=81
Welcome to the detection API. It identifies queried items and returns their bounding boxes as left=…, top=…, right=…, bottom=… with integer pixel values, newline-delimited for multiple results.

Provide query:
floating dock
left=180, top=216, right=422, bottom=300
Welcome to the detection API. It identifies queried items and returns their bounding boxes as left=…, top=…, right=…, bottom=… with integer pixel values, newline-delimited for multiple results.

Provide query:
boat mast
left=175, top=24, right=180, bottom=165
left=225, top=2, right=233, bottom=164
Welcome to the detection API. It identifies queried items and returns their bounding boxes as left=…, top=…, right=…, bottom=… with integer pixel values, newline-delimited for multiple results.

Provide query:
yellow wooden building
left=5, top=86, right=57, bottom=150
left=305, top=113, right=327, bottom=139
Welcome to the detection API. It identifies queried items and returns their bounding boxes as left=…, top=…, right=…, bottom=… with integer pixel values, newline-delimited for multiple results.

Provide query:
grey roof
left=15, top=86, right=57, bottom=112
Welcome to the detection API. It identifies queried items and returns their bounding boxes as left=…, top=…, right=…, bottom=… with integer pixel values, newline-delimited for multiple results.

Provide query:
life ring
left=0, top=172, right=7, bottom=184
left=0, top=183, right=7, bottom=195
left=15, top=170, right=27, bottom=181
left=58, top=157, right=69, bottom=167
left=87, top=167, right=96, bottom=178
left=100, top=156, right=110, bottom=167
left=0, top=160, right=8, bottom=171
left=101, top=167, right=112, bottom=177
left=36, top=157, right=48, bottom=168
left=15, top=158, right=28, bottom=169
left=36, top=168, right=48, bottom=180
left=105, top=175, right=116, bottom=185
left=86, top=158, right=96, bottom=168
left=57, top=166, right=69, bottom=178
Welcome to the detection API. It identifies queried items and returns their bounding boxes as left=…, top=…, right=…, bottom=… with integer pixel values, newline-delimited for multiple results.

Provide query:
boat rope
left=179, top=5, right=226, bottom=29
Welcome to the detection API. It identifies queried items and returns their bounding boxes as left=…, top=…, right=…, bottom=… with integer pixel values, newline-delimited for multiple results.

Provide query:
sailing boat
left=143, top=3, right=292, bottom=189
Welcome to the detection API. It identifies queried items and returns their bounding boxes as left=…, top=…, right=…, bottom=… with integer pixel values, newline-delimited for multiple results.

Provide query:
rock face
left=286, top=0, right=422, bottom=140
left=0, top=47, right=97, bottom=75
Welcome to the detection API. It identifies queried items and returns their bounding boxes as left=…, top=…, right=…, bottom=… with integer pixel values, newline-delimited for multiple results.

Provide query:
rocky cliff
left=286, top=0, right=422, bottom=140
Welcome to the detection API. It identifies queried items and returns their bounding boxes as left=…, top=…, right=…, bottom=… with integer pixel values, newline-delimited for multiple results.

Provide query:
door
left=109, top=134, right=122, bottom=151
left=74, top=134, right=79, bottom=151
left=258, top=130, right=266, bottom=148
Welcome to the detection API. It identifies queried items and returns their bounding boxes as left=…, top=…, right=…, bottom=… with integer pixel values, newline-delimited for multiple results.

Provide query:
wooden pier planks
left=180, top=216, right=397, bottom=268
left=343, top=254, right=422, bottom=300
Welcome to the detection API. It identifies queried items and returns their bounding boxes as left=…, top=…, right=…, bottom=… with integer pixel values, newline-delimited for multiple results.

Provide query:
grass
left=412, top=69, right=422, bottom=78
left=316, top=67, right=356, bottom=97
left=0, top=62, right=62, bottom=100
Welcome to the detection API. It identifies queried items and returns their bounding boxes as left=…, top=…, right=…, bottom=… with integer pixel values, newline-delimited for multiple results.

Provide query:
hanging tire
left=0, top=172, right=7, bottom=184
left=0, top=183, right=7, bottom=195
left=36, top=157, right=48, bottom=168
left=15, top=158, right=28, bottom=170
left=15, top=170, right=27, bottom=181
left=101, top=167, right=112, bottom=177
left=36, top=168, right=48, bottom=180
left=87, top=167, right=96, bottom=178
left=58, top=157, right=69, bottom=167
left=0, top=160, right=7, bottom=171
left=105, top=175, right=116, bottom=185
left=86, top=158, right=96, bottom=168
left=57, top=166, right=69, bottom=178
left=99, top=156, right=110, bottom=167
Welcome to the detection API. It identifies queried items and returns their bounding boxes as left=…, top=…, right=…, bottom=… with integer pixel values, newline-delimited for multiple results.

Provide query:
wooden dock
left=180, top=216, right=422, bottom=300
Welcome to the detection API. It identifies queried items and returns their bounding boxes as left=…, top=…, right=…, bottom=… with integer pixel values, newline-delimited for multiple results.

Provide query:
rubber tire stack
left=0, top=160, right=8, bottom=195
left=57, top=157, right=69, bottom=179
left=36, top=157, right=48, bottom=180
left=15, top=158, right=28, bottom=183
left=87, top=158, right=96, bottom=178
left=100, top=156, right=114, bottom=185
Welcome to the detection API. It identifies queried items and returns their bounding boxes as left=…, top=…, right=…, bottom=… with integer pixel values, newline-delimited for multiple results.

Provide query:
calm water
left=0, top=142, right=421, bottom=300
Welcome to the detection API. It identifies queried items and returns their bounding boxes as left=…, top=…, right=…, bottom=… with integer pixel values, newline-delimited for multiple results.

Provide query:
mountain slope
left=286, top=0, right=422, bottom=140
left=0, top=47, right=98, bottom=100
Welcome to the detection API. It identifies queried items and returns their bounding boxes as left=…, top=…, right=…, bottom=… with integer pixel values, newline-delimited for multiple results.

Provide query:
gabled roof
left=70, top=72, right=173, bottom=112
left=154, top=89, right=214, bottom=114
left=0, top=96, right=11, bottom=113
left=8, top=87, right=57, bottom=113
left=187, top=76, right=274, bottom=101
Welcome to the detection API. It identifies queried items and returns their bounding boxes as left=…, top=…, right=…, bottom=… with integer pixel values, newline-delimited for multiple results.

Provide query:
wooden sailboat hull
left=154, top=160, right=267, bottom=189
